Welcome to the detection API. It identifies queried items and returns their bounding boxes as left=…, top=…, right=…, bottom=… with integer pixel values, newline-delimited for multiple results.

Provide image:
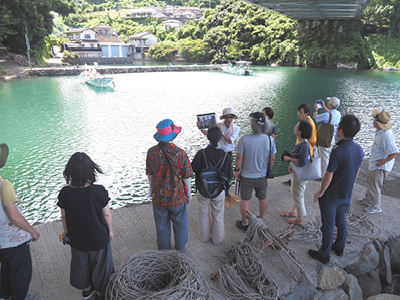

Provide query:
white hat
left=327, top=97, right=340, bottom=108
left=220, top=108, right=238, bottom=120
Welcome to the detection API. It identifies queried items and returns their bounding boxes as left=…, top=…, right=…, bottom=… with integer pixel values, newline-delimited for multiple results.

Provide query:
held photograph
left=197, top=113, right=217, bottom=129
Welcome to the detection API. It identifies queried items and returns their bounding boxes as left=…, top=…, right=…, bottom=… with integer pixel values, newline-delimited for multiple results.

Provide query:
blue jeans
left=318, top=198, right=349, bottom=258
left=153, top=203, right=188, bottom=252
left=0, top=241, right=32, bottom=300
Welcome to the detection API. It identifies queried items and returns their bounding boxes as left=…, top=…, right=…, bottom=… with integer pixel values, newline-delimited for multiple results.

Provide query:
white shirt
left=369, top=129, right=399, bottom=172
left=217, top=122, right=240, bottom=153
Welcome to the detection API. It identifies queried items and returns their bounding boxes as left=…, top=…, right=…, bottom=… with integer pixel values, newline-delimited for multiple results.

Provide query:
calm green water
left=1, top=66, right=399, bottom=223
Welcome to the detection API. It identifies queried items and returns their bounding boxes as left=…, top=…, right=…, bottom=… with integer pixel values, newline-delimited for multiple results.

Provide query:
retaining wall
left=29, top=65, right=223, bottom=77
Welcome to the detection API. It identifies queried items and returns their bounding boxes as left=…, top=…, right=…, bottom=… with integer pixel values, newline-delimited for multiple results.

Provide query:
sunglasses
left=224, top=115, right=235, bottom=119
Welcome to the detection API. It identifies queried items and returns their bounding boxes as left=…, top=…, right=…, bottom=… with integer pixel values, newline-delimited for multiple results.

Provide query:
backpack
left=316, top=112, right=334, bottom=148
left=199, top=150, right=229, bottom=199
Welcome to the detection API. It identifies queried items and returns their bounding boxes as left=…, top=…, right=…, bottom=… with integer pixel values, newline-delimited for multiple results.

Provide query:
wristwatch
left=234, top=168, right=240, bottom=172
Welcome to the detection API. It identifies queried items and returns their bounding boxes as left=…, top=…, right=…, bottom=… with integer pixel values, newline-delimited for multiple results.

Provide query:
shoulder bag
left=316, top=112, right=334, bottom=148
left=290, top=148, right=321, bottom=182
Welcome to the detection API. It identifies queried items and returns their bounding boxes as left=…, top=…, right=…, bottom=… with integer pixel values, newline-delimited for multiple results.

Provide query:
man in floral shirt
left=146, top=119, right=193, bottom=252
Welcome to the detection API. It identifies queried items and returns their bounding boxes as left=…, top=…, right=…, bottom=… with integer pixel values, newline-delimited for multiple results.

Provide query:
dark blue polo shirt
left=321, top=139, right=364, bottom=202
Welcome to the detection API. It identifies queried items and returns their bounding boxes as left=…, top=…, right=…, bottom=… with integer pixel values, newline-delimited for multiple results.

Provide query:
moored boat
left=80, top=68, right=115, bottom=88
left=222, top=61, right=254, bottom=76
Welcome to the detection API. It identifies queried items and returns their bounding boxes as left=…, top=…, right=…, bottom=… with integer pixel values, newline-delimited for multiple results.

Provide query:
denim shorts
left=240, top=176, right=268, bottom=200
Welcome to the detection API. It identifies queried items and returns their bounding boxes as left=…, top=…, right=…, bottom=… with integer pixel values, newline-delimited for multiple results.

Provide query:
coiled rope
left=288, top=212, right=382, bottom=244
left=217, top=215, right=280, bottom=299
left=107, top=250, right=212, bottom=300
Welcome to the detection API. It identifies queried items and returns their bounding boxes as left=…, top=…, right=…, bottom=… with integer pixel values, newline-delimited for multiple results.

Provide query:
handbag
left=316, top=112, right=334, bottom=148
left=225, top=191, right=240, bottom=208
left=290, top=149, right=321, bottom=182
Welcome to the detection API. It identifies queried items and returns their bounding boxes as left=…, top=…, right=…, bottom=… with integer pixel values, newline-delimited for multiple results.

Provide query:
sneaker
left=365, top=207, right=382, bottom=214
left=308, top=249, right=330, bottom=264
left=236, top=220, right=248, bottom=232
left=357, top=199, right=370, bottom=206
left=82, top=287, right=95, bottom=300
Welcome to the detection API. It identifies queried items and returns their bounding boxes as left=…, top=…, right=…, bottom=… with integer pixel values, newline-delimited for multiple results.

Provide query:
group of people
left=1, top=101, right=398, bottom=300
left=145, top=100, right=398, bottom=267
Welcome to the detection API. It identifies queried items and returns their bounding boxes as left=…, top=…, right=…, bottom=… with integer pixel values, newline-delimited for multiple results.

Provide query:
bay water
left=1, top=66, right=399, bottom=223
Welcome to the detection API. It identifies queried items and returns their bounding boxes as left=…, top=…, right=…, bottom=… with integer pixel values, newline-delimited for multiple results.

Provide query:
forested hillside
left=1, top=0, right=399, bottom=68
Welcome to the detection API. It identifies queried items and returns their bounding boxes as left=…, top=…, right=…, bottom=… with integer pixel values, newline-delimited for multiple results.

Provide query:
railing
left=66, top=47, right=101, bottom=52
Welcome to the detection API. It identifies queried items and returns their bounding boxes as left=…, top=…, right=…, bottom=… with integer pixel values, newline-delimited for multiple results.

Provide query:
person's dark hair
left=207, top=126, right=222, bottom=147
left=63, top=152, right=103, bottom=188
left=263, top=107, right=274, bottom=119
left=298, top=120, right=312, bottom=139
left=297, top=103, right=310, bottom=115
left=338, top=114, right=360, bottom=139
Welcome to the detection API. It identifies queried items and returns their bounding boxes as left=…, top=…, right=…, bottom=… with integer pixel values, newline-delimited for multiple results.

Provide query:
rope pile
left=107, top=250, right=212, bottom=300
left=347, top=212, right=382, bottom=238
left=288, top=221, right=322, bottom=244
left=288, top=212, right=382, bottom=244
left=217, top=215, right=280, bottom=300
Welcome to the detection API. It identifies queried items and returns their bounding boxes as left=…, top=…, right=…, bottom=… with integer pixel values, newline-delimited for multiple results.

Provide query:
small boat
left=80, top=68, right=115, bottom=88
left=222, top=61, right=254, bottom=76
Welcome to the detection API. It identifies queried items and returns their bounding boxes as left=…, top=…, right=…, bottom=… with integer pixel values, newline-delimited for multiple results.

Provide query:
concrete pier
left=28, top=161, right=400, bottom=299
left=28, top=65, right=223, bottom=77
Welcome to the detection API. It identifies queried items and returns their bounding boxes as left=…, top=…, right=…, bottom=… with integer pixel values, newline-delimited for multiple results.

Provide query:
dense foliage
left=0, top=0, right=74, bottom=64
left=1, top=0, right=399, bottom=68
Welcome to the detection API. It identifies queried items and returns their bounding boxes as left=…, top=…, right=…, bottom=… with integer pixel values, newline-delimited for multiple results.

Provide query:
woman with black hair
left=57, top=152, right=114, bottom=300
left=281, top=120, right=312, bottom=226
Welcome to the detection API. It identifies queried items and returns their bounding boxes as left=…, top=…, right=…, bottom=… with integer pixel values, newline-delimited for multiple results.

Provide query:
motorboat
left=79, top=67, right=115, bottom=88
left=222, top=61, right=254, bottom=76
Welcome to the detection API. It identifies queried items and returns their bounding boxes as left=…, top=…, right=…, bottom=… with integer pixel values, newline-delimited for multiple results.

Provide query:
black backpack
left=199, top=150, right=229, bottom=199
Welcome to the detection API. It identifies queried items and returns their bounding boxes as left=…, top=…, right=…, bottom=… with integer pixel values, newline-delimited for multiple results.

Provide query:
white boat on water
left=80, top=68, right=115, bottom=88
left=222, top=61, right=254, bottom=76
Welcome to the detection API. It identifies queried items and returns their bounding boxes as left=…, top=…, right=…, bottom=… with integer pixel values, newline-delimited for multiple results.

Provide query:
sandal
left=286, top=218, right=303, bottom=225
left=280, top=211, right=297, bottom=218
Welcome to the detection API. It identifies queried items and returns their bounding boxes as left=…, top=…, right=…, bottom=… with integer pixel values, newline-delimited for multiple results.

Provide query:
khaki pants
left=197, top=191, right=225, bottom=245
left=291, top=173, right=308, bottom=217
left=364, top=169, right=388, bottom=209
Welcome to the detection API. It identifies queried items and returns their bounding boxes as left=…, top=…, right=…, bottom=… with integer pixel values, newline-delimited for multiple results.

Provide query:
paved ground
left=28, top=165, right=400, bottom=299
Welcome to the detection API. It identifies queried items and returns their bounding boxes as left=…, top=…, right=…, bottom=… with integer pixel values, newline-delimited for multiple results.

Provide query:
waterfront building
left=65, top=28, right=101, bottom=58
left=128, top=31, right=158, bottom=59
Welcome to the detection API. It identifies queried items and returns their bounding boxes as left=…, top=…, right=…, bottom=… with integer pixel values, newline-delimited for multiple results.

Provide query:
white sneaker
left=365, top=207, right=382, bottom=214
left=357, top=199, right=370, bottom=206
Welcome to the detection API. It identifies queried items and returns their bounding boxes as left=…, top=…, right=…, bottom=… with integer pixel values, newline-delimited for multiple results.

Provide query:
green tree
left=0, top=0, right=74, bottom=63
left=148, top=40, right=177, bottom=60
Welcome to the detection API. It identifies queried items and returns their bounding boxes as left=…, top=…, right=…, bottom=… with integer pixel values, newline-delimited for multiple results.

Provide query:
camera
left=281, top=150, right=292, bottom=161
left=266, top=168, right=274, bottom=179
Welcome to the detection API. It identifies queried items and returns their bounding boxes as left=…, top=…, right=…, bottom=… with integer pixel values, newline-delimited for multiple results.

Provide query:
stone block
left=341, top=273, right=363, bottom=300
left=319, top=265, right=346, bottom=290
left=357, top=269, right=382, bottom=299
left=346, top=243, right=379, bottom=276
left=378, top=245, right=392, bottom=284
left=366, top=294, right=400, bottom=300
left=318, top=288, right=349, bottom=300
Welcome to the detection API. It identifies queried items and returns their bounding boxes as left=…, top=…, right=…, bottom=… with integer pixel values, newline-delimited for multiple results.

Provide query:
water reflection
left=0, top=67, right=399, bottom=223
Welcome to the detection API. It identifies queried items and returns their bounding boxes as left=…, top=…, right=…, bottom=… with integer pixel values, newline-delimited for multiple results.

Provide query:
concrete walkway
left=28, top=170, right=400, bottom=299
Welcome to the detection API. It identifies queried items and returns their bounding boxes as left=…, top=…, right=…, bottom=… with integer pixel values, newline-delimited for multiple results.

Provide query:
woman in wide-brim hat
left=146, top=119, right=193, bottom=253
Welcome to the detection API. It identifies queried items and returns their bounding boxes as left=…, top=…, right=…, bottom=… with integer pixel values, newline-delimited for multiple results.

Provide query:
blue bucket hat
left=154, top=119, right=182, bottom=142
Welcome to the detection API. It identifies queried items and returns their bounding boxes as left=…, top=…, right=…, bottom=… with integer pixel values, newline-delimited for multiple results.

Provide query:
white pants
left=197, top=191, right=225, bottom=245
left=291, top=174, right=308, bottom=217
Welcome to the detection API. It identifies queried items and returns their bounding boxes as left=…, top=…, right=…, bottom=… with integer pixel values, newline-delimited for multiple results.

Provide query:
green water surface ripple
left=0, top=66, right=399, bottom=223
